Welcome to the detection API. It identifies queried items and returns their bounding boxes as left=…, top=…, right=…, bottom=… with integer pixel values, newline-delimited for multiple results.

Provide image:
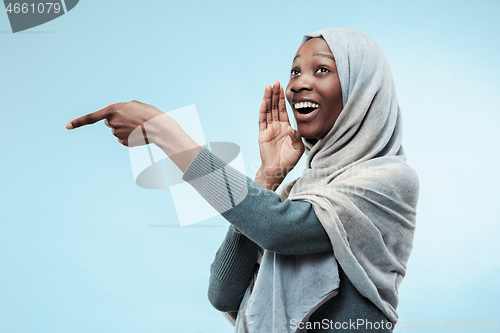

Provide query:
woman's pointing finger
left=66, top=105, right=113, bottom=130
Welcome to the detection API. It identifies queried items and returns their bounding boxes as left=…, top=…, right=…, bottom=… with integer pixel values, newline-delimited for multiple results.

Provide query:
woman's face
left=286, top=37, right=343, bottom=140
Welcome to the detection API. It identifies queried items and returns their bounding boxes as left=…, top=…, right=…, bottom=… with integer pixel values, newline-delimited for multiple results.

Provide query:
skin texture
left=254, top=81, right=304, bottom=191
left=256, top=37, right=344, bottom=191
left=286, top=37, right=343, bottom=141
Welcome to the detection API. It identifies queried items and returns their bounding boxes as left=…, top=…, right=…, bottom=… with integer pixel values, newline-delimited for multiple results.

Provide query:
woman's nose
left=290, top=74, right=313, bottom=93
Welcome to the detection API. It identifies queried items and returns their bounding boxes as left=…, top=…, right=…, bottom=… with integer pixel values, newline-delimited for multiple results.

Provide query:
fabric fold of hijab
left=280, top=27, right=420, bottom=324
left=233, top=28, right=419, bottom=333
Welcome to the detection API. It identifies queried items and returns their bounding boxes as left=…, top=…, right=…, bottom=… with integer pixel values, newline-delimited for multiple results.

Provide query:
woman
left=66, top=28, right=419, bottom=332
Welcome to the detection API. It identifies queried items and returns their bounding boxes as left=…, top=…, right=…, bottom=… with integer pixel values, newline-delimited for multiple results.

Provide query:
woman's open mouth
left=295, top=101, right=319, bottom=114
left=293, top=101, right=320, bottom=121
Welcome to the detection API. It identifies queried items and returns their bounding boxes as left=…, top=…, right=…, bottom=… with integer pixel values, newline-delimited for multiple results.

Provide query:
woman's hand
left=66, top=100, right=165, bottom=146
left=256, top=81, right=304, bottom=190
left=65, top=100, right=201, bottom=172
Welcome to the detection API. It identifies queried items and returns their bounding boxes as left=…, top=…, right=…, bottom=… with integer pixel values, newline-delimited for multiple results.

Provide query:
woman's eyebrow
left=313, top=53, right=335, bottom=62
left=292, top=53, right=335, bottom=62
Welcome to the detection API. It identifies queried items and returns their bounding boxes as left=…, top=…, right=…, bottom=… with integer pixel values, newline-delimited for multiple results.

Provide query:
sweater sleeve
left=207, top=225, right=260, bottom=312
left=182, top=148, right=332, bottom=255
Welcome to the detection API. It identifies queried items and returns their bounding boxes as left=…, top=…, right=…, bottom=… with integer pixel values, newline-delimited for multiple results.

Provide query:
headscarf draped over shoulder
left=281, top=27, right=420, bottom=323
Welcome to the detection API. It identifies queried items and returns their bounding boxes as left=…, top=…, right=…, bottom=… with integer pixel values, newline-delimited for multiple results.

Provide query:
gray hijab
left=282, top=27, right=420, bottom=323
left=232, top=28, right=419, bottom=332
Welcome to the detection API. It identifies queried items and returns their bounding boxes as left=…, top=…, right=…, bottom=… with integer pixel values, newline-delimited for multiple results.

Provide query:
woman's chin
left=297, top=127, right=317, bottom=141
left=297, top=124, right=330, bottom=142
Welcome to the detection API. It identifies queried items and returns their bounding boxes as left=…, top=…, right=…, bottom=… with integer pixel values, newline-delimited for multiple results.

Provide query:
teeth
left=294, top=101, right=319, bottom=109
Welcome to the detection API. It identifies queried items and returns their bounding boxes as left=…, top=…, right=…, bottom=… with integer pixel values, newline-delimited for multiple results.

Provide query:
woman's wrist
left=255, top=166, right=285, bottom=191
left=148, top=114, right=202, bottom=172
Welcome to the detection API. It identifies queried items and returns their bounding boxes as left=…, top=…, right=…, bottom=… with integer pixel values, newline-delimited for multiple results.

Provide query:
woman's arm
left=207, top=225, right=260, bottom=312
left=64, top=86, right=330, bottom=254
left=182, top=148, right=332, bottom=255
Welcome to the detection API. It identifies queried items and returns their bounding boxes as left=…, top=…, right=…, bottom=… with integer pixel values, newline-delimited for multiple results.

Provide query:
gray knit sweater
left=182, top=148, right=392, bottom=331
left=181, top=148, right=331, bottom=311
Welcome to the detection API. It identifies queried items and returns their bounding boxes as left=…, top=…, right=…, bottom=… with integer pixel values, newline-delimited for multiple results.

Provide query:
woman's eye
left=316, top=67, right=330, bottom=73
left=290, top=69, right=300, bottom=76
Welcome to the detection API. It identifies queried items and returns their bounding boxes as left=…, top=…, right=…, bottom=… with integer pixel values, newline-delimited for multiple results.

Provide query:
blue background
left=1, top=0, right=499, bottom=332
